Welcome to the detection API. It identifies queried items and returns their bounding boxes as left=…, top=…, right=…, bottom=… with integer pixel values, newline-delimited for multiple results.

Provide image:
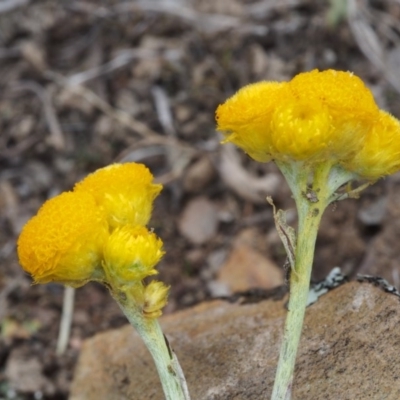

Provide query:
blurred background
left=0, top=0, right=400, bottom=398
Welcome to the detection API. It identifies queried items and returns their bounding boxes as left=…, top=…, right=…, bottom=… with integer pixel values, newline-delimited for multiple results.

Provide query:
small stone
left=217, top=243, right=283, bottom=293
left=178, top=196, right=218, bottom=245
left=5, top=353, right=55, bottom=395
left=358, top=197, right=387, bottom=226
left=183, top=156, right=215, bottom=193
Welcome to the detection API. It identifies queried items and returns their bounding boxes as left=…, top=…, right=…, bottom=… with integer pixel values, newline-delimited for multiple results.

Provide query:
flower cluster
left=216, top=69, right=400, bottom=180
left=17, top=163, right=168, bottom=318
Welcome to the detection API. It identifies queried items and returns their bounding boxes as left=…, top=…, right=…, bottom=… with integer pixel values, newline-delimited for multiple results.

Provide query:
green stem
left=271, top=162, right=331, bottom=400
left=271, top=198, right=323, bottom=399
left=112, top=287, right=190, bottom=400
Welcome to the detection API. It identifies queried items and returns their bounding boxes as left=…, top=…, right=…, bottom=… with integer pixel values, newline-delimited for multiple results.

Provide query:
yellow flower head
left=143, top=281, right=169, bottom=319
left=216, top=69, right=380, bottom=163
left=270, top=98, right=334, bottom=161
left=216, top=82, right=288, bottom=162
left=344, top=110, right=400, bottom=180
left=17, top=191, right=108, bottom=286
left=103, top=225, right=164, bottom=283
left=289, top=69, right=379, bottom=159
left=74, top=163, right=162, bottom=229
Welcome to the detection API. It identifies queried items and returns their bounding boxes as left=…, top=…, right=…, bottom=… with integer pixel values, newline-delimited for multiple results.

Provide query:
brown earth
left=0, top=1, right=400, bottom=399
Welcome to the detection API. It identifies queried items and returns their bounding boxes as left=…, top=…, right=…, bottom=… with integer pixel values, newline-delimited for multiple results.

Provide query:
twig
left=219, top=144, right=281, bottom=203
left=56, top=286, right=75, bottom=356
left=117, top=0, right=267, bottom=35
left=0, top=278, right=24, bottom=322
left=45, top=70, right=196, bottom=183
left=66, top=49, right=157, bottom=86
left=11, top=81, right=66, bottom=150
left=117, top=145, right=167, bottom=163
left=0, top=46, right=20, bottom=59
left=347, top=0, right=400, bottom=95
left=0, top=135, right=40, bottom=159
left=44, top=70, right=193, bottom=153
left=151, top=86, right=176, bottom=137
left=66, top=0, right=267, bottom=35
left=0, top=0, right=30, bottom=14
left=49, top=70, right=160, bottom=140
left=246, top=0, right=304, bottom=19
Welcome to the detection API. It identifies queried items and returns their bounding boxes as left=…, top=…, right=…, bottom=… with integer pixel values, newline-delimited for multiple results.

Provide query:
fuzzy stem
left=112, top=287, right=190, bottom=400
left=271, top=162, right=331, bottom=400
left=271, top=197, right=323, bottom=399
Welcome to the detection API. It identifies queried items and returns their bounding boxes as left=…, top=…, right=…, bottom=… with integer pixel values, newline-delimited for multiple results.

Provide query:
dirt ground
left=1, top=1, right=400, bottom=399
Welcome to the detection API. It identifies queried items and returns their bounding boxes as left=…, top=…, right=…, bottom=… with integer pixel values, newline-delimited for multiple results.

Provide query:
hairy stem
left=112, top=286, right=190, bottom=400
left=271, top=162, right=331, bottom=400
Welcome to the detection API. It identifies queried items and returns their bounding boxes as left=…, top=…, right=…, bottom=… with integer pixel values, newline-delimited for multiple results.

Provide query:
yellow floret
left=289, top=70, right=377, bottom=117
left=103, top=225, right=164, bottom=283
left=270, top=98, right=334, bottom=161
left=344, top=110, right=400, bottom=180
left=74, top=163, right=162, bottom=229
left=289, top=69, right=379, bottom=159
left=17, top=191, right=108, bottom=286
left=216, top=82, right=288, bottom=162
left=143, top=281, right=170, bottom=319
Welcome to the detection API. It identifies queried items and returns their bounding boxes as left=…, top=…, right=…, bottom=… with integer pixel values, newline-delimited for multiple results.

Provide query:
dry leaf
left=219, top=144, right=281, bottom=204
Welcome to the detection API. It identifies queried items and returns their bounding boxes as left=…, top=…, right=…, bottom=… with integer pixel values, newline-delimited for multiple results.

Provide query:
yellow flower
left=103, top=225, right=164, bottom=283
left=344, top=110, right=400, bottom=180
left=17, top=192, right=108, bottom=286
left=270, top=98, right=334, bottom=161
left=289, top=69, right=379, bottom=160
left=143, top=281, right=169, bottom=319
left=216, top=82, right=288, bottom=162
left=289, top=70, right=378, bottom=119
left=74, top=163, right=162, bottom=229
left=216, top=69, right=380, bottom=163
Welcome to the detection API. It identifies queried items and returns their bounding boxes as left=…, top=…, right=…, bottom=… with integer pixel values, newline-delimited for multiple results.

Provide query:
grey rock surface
left=70, top=282, right=400, bottom=400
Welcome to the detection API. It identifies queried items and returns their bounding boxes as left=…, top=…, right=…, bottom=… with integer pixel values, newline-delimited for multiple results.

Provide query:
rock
left=178, top=196, right=218, bottom=245
left=183, top=156, right=216, bottom=193
left=70, top=282, right=400, bottom=400
left=216, top=243, right=283, bottom=293
left=358, top=179, right=400, bottom=287
left=5, top=351, right=55, bottom=395
left=357, top=197, right=387, bottom=226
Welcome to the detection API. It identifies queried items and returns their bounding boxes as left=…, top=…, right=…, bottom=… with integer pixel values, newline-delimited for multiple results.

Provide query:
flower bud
left=103, top=225, right=164, bottom=284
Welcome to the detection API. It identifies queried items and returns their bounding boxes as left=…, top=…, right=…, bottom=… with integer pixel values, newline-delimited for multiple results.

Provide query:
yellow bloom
left=103, top=225, right=164, bottom=283
left=289, top=69, right=379, bottom=160
left=17, top=192, right=108, bottom=286
left=216, top=69, right=380, bottom=163
left=289, top=70, right=377, bottom=119
left=270, top=98, right=334, bottom=161
left=216, top=82, right=289, bottom=162
left=143, top=281, right=169, bottom=319
left=74, top=163, right=162, bottom=229
left=344, top=110, right=400, bottom=180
